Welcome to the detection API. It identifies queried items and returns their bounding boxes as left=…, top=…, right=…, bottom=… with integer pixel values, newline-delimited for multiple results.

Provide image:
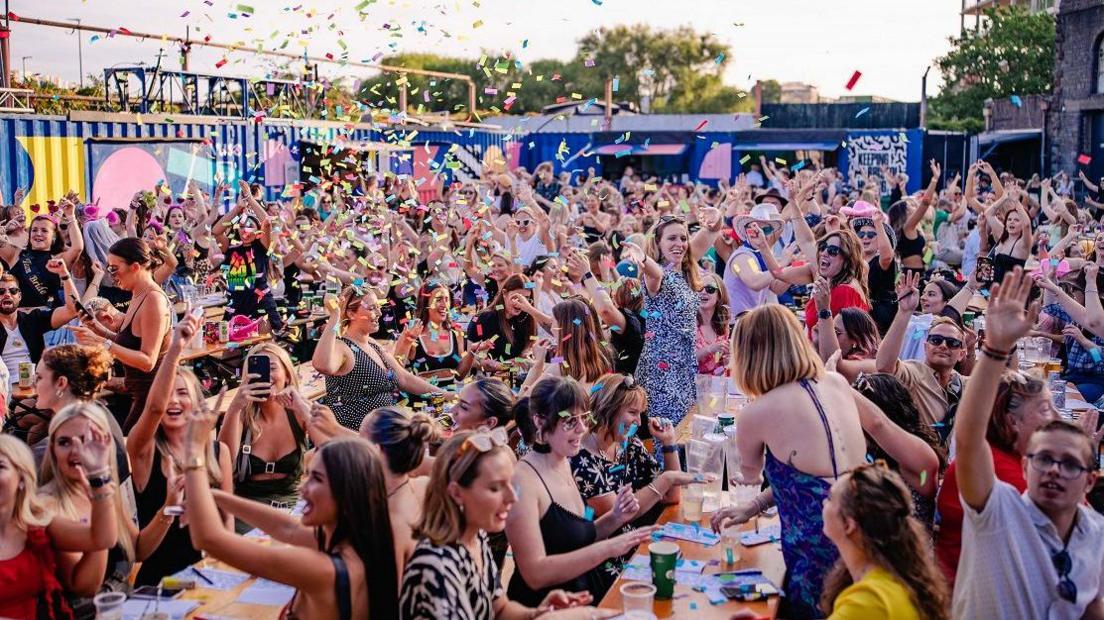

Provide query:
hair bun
left=409, top=413, right=436, bottom=444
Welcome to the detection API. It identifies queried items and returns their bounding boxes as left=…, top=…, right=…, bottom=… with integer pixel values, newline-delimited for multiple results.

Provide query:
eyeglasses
left=517, top=219, right=532, bottom=227
left=561, top=411, right=596, bottom=433
left=658, top=215, right=686, bottom=224
left=1051, top=548, right=1078, bottom=603
left=818, top=244, right=843, bottom=257
left=0, top=287, right=19, bottom=296
left=926, top=334, right=963, bottom=349
left=703, top=285, right=719, bottom=294
left=1026, top=452, right=1092, bottom=480
left=857, top=231, right=878, bottom=240
left=758, top=225, right=775, bottom=235
left=449, top=427, right=510, bottom=481
left=106, top=265, right=121, bottom=276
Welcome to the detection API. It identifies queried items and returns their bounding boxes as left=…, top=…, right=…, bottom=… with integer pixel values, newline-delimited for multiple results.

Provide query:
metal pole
left=20, top=55, right=29, bottom=80
left=920, top=66, right=930, bottom=129
left=0, top=0, right=10, bottom=88
left=73, top=18, right=83, bottom=89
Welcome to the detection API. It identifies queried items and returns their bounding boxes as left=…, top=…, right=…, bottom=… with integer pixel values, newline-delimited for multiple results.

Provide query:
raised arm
left=956, top=268, right=1038, bottom=511
left=851, top=384, right=939, bottom=497
left=46, top=425, right=119, bottom=552
left=59, top=200, right=85, bottom=267
left=1083, top=264, right=1103, bottom=338
left=211, top=489, right=315, bottom=547
left=875, top=271, right=920, bottom=373
left=312, top=300, right=355, bottom=376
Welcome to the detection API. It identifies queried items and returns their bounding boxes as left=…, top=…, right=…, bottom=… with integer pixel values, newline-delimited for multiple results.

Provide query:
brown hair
left=109, top=237, right=165, bottom=271
left=987, top=370, right=1047, bottom=455
left=1031, top=419, right=1097, bottom=468
left=699, top=272, right=731, bottom=336
left=552, top=297, right=612, bottom=383
left=41, top=344, right=113, bottom=400
left=646, top=216, right=701, bottom=291
left=730, top=305, right=823, bottom=398
left=611, top=277, right=644, bottom=313
left=360, top=407, right=437, bottom=475
left=589, top=373, right=647, bottom=443
left=415, top=431, right=515, bottom=546
left=819, top=230, right=869, bottom=302
left=485, top=274, right=534, bottom=352
left=929, top=315, right=964, bottom=336
left=511, top=376, right=588, bottom=446
left=239, top=343, right=299, bottom=443
left=820, top=464, right=950, bottom=620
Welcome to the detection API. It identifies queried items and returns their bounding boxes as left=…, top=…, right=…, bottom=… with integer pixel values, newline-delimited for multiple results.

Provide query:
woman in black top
left=505, top=376, right=654, bottom=607
left=887, top=163, right=939, bottom=277
left=395, top=280, right=485, bottom=392
left=0, top=200, right=85, bottom=308
left=849, top=207, right=897, bottom=334
left=125, top=312, right=233, bottom=586
left=569, top=247, right=647, bottom=375
left=466, top=274, right=539, bottom=379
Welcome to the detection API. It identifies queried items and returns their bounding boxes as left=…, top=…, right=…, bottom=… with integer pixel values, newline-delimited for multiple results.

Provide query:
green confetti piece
left=920, top=469, right=928, bottom=487
left=236, top=4, right=254, bottom=13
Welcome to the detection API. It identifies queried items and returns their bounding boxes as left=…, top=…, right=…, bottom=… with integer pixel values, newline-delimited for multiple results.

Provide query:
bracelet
left=184, top=457, right=206, bottom=471
left=60, top=276, right=70, bottom=281
left=91, top=489, right=115, bottom=502
left=85, top=467, right=110, bottom=479
left=750, top=494, right=767, bottom=516
left=660, top=444, right=678, bottom=454
left=980, top=344, right=1010, bottom=361
left=646, top=483, right=664, bottom=498
left=583, top=271, right=595, bottom=281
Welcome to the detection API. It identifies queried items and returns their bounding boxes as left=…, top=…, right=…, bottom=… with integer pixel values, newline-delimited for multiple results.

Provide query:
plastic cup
left=722, top=527, right=741, bottom=567
left=648, top=541, right=680, bottom=599
left=620, top=582, right=657, bottom=618
left=93, top=592, right=126, bottom=620
left=681, top=483, right=704, bottom=522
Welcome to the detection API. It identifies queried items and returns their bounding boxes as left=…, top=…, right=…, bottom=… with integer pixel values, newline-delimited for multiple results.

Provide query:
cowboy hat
left=734, top=203, right=785, bottom=242
left=754, top=187, right=789, bottom=208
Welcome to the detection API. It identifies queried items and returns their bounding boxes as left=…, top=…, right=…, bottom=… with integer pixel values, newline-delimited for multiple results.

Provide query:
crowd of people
left=0, top=150, right=1100, bottom=620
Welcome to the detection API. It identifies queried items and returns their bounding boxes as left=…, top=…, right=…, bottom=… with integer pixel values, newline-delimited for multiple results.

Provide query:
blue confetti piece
left=584, top=506, right=595, bottom=520
left=1010, top=94, right=1023, bottom=108
left=626, top=423, right=639, bottom=438
left=855, top=107, right=870, bottom=118
left=609, top=464, right=625, bottom=474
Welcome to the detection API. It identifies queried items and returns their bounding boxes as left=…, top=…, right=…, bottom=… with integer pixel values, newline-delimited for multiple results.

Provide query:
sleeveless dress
left=506, top=461, right=614, bottom=606
left=0, top=527, right=69, bottom=620
left=134, top=448, right=215, bottom=586
left=117, top=289, right=171, bottom=433
left=321, top=337, right=397, bottom=431
left=635, top=266, right=698, bottom=428
left=764, top=380, right=842, bottom=620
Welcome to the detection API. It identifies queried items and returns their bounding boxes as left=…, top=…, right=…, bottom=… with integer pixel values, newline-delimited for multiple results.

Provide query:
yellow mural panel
left=16, top=136, right=86, bottom=215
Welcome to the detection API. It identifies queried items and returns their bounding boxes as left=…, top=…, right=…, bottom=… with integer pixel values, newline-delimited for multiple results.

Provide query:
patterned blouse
left=399, top=531, right=502, bottom=620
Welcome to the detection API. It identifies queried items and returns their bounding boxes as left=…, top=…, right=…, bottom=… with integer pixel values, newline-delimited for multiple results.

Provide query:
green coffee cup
left=649, top=541, right=680, bottom=599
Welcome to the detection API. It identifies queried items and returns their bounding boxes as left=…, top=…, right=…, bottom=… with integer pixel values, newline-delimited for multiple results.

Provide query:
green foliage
left=929, top=7, right=1055, bottom=133
left=356, top=24, right=751, bottom=116
left=758, top=79, right=781, bottom=104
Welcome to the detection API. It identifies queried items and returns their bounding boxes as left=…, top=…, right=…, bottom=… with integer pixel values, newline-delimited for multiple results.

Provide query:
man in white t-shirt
left=953, top=268, right=1104, bottom=619
left=507, top=205, right=551, bottom=269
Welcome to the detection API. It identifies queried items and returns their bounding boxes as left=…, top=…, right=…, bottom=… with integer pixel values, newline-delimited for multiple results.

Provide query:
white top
left=954, top=481, right=1104, bottom=619
left=512, top=233, right=548, bottom=269
left=2, top=324, right=30, bottom=386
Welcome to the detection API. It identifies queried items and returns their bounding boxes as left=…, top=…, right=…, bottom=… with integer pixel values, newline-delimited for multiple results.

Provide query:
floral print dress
left=635, top=266, right=699, bottom=428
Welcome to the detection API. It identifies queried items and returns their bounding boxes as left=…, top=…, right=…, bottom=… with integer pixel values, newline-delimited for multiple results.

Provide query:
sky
left=12, top=0, right=966, bottom=104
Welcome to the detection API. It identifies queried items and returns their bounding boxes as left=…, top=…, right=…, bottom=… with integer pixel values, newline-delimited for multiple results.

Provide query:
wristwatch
left=184, top=456, right=206, bottom=472
left=88, top=474, right=112, bottom=489
left=817, top=309, right=832, bottom=320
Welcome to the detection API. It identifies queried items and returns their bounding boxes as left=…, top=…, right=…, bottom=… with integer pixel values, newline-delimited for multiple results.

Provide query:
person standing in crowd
left=0, top=265, right=80, bottom=391
left=847, top=203, right=897, bottom=333
left=695, top=273, right=731, bottom=375
left=0, top=199, right=84, bottom=309
left=69, top=238, right=171, bottom=432
left=212, top=180, right=282, bottom=331
left=313, top=286, right=447, bottom=430
left=466, top=274, right=539, bottom=379
left=952, top=268, right=1104, bottom=618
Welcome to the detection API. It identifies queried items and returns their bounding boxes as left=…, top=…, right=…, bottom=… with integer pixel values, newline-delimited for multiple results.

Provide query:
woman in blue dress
left=621, top=213, right=714, bottom=429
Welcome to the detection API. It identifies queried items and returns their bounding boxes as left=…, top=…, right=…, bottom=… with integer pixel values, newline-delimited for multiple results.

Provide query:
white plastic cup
left=621, top=581, right=657, bottom=618
left=93, top=592, right=126, bottom=620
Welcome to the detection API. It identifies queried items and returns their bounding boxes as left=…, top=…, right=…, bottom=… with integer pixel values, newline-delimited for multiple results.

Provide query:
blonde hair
left=240, top=343, right=300, bottom=443
left=156, top=367, right=223, bottom=485
left=415, top=431, right=515, bottom=546
left=39, top=402, right=134, bottom=561
left=646, top=216, right=701, bottom=291
left=730, top=305, right=824, bottom=397
left=0, top=435, right=50, bottom=530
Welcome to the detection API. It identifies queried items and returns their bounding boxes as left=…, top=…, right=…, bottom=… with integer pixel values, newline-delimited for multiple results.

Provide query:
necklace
left=387, top=477, right=410, bottom=498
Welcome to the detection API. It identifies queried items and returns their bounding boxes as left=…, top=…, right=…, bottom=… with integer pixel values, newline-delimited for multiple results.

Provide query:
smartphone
left=72, top=298, right=92, bottom=320
left=246, top=355, right=272, bottom=393
left=132, top=585, right=183, bottom=599
left=975, top=256, right=994, bottom=287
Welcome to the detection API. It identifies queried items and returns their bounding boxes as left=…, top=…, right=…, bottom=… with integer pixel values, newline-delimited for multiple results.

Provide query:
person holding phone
left=0, top=263, right=81, bottom=391
left=218, top=343, right=310, bottom=531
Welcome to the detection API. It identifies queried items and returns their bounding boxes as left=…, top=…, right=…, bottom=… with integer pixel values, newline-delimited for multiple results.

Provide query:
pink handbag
left=228, top=315, right=263, bottom=342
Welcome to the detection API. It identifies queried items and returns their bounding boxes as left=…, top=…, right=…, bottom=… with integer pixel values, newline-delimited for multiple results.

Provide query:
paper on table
left=235, top=578, right=296, bottom=606
left=170, top=566, right=250, bottom=591
left=661, top=522, right=720, bottom=546
left=740, top=523, right=782, bottom=546
left=121, top=598, right=199, bottom=620
left=1065, top=398, right=1092, bottom=410
left=621, top=554, right=709, bottom=582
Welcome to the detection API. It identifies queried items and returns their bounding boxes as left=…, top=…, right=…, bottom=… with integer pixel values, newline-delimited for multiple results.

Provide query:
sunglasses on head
left=926, top=334, right=963, bottom=349
left=857, top=230, right=878, bottom=240
left=819, top=244, right=843, bottom=257
left=703, top=285, right=719, bottom=294
left=449, top=427, right=510, bottom=481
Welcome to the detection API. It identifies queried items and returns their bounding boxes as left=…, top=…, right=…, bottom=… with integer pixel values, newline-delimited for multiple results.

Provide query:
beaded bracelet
left=980, top=345, right=1010, bottom=361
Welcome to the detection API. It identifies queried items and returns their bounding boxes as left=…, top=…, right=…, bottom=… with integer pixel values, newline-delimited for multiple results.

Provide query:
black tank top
left=8, top=249, right=60, bottom=308
left=116, top=289, right=170, bottom=387
left=506, top=460, right=614, bottom=606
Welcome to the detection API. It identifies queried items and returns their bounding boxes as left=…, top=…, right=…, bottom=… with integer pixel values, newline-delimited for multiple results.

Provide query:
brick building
left=1049, top=0, right=1104, bottom=178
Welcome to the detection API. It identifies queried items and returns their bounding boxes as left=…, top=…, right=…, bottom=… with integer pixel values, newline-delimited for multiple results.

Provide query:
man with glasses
left=0, top=270, right=80, bottom=389
left=954, top=267, right=1104, bottom=619
left=876, top=271, right=968, bottom=427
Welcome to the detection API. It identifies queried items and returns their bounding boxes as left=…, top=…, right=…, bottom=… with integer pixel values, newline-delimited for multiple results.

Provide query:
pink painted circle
left=92, top=148, right=166, bottom=211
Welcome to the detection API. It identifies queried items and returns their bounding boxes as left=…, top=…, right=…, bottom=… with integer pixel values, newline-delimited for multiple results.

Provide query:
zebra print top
left=399, top=531, right=502, bottom=620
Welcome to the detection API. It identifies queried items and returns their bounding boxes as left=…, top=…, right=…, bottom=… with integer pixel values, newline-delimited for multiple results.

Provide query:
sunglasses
left=517, top=219, right=532, bottom=227
left=703, top=285, right=719, bottom=294
left=1051, top=547, right=1078, bottom=603
left=561, top=411, right=596, bottom=433
left=857, top=231, right=878, bottom=240
left=0, top=287, right=19, bottom=296
left=106, top=265, right=121, bottom=276
left=449, top=427, right=510, bottom=481
left=818, top=244, right=843, bottom=257
left=759, top=225, right=775, bottom=235
left=926, top=334, right=963, bottom=349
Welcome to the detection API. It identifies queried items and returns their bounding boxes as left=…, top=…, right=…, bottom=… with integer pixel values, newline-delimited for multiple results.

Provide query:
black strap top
left=116, top=289, right=171, bottom=383
left=410, top=330, right=461, bottom=376
left=896, top=231, right=925, bottom=260
left=235, top=408, right=307, bottom=488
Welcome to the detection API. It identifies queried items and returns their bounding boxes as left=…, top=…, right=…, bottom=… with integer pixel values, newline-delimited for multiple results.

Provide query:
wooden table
left=180, top=334, right=272, bottom=362
left=598, top=503, right=784, bottom=619
left=180, top=557, right=283, bottom=619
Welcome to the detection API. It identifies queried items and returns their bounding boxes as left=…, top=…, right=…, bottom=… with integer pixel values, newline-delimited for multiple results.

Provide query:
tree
left=758, top=79, right=782, bottom=104
left=929, top=7, right=1054, bottom=133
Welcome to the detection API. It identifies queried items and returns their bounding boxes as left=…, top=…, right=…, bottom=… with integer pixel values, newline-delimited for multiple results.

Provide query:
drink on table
left=721, top=527, right=741, bottom=567
left=648, top=541, right=680, bottom=600
left=681, top=482, right=704, bottom=522
left=620, top=582, right=657, bottom=619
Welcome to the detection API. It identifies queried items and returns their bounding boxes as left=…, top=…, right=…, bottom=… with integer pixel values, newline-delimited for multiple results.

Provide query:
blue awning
left=733, top=141, right=842, bottom=151
left=594, top=143, right=688, bottom=157
left=977, top=129, right=1041, bottom=146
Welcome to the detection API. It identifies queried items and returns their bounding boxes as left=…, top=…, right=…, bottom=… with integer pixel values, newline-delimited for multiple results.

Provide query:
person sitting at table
left=394, top=280, right=485, bottom=393
left=466, top=274, right=540, bottom=379
left=218, top=343, right=310, bottom=531
left=0, top=265, right=81, bottom=391
left=0, top=432, right=118, bottom=620
left=932, top=369, right=1056, bottom=586
left=69, top=238, right=172, bottom=433
left=192, top=435, right=400, bottom=619
left=126, top=312, right=232, bottom=586
left=360, top=407, right=436, bottom=576
left=505, top=376, right=655, bottom=607
left=37, top=403, right=146, bottom=616
left=717, top=304, right=870, bottom=620
left=23, top=345, right=115, bottom=465
left=450, top=377, right=515, bottom=434
left=400, top=430, right=604, bottom=620
left=313, top=286, right=448, bottom=431
left=571, top=373, right=694, bottom=527
left=816, top=463, right=950, bottom=619
left=0, top=200, right=84, bottom=309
